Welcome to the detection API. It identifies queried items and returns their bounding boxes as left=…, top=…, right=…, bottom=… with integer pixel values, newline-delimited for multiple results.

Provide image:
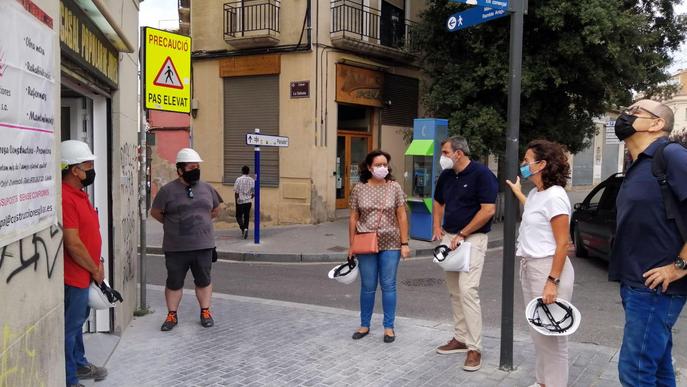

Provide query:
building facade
left=0, top=0, right=140, bottom=384
left=186, top=0, right=426, bottom=225
left=664, top=69, right=687, bottom=141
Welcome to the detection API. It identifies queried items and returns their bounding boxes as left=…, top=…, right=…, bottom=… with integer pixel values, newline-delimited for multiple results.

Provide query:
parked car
left=570, top=173, right=624, bottom=260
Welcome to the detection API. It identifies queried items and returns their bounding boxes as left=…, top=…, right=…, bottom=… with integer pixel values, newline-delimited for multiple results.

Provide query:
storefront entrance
left=336, top=132, right=372, bottom=208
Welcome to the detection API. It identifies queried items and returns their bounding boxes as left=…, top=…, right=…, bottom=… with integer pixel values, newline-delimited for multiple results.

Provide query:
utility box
left=404, top=118, right=448, bottom=241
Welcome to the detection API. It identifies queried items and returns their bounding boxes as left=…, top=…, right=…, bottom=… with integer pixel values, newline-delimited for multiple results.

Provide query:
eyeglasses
left=623, top=105, right=659, bottom=119
left=186, top=186, right=194, bottom=199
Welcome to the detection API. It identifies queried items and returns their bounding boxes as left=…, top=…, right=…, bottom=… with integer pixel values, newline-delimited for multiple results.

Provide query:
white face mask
left=440, top=155, right=454, bottom=170
left=372, top=166, right=389, bottom=180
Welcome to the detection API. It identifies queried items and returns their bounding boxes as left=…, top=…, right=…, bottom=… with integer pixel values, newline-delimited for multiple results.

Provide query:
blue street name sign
left=449, top=0, right=509, bottom=10
left=447, top=6, right=508, bottom=32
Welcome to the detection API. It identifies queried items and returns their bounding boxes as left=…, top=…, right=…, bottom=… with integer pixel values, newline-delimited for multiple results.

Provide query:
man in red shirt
left=61, top=140, right=108, bottom=387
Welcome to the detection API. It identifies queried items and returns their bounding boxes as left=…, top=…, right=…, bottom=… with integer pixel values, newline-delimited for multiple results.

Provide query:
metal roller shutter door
left=382, top=74, right=418, bottom=127
left=223, top=75, right=280, bottom=187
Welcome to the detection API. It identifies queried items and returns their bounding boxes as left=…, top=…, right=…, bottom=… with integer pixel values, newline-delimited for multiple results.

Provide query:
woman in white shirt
left=506, top=139, right=574, bottom=387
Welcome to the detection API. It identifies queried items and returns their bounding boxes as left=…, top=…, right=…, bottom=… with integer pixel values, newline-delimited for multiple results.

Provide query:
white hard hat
left=61, top=140, right=95, bottom=169
left=433, top=242, right=472, bottom=272
left=88, top=280, right=123, bottom=310
left=328, top=258, right=359, bottom=285
left=176, top=148, right=203, bottom=163
left=525, top=297, right=581, bottom=336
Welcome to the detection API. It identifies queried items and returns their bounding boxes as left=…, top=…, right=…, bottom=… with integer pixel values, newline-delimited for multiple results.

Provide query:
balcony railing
left=224, top=0, right=280, bottom=39
left=331, top=0, right=418, bottom=54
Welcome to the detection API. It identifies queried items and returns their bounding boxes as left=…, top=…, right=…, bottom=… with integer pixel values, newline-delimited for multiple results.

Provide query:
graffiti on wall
left=119, top=143, right=138, bottom=282
left=0, top=323, right=46, bottom=387
left=0, top=224, right=62, bottom=284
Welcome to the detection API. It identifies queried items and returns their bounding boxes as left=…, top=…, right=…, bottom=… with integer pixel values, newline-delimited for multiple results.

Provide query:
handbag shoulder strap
left=373, top=183, right=391, bottom=230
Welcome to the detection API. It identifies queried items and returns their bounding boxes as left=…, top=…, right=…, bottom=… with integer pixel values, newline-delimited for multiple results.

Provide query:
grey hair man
left=432, top=136, right=499, bottom=372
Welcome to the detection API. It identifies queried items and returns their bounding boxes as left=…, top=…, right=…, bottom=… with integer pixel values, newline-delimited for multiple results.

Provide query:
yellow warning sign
left=144, top=27, right=191, bottom=113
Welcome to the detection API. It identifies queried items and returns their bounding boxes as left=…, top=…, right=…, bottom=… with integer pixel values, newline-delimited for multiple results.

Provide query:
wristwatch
left=547, top=275, right=560, bottom=286
left=675, top=257, right=687, bottom=270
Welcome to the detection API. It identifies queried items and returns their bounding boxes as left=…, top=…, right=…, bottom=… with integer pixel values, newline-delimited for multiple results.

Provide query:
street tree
left=416, top=0, right=687, bottom=157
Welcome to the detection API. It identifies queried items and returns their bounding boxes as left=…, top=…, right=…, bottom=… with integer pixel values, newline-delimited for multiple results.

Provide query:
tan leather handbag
left=351, top=184, right=390, bottom=255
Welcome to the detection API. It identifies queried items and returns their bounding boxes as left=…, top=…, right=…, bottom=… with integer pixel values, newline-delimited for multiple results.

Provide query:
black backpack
left=651, top=141, right=687, bottom=242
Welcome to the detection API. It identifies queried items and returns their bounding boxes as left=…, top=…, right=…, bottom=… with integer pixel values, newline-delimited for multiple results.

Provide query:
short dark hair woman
left=348, top=149, right=410, bottom=343
left=506, top=139, right=574, bottom=387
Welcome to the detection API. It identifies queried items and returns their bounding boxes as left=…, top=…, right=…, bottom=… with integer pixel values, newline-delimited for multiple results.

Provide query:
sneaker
left=243, top=229, right=248, bottom=239
left=200, top=308, right=214, bottom=327
left=67, top=384, right=85, bottom=387
left=463, top=350, right=482, bottom=372
left=76, top=363, right=108, bottom=381
left=436, top=337, right=469, bottom=354
left=160, top=311, right=178, bottom=331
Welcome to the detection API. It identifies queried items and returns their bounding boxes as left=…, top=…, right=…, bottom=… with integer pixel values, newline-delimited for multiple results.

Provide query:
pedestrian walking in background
left=61, top=140, right=108, bottom=386
left=506, top=139, right=575, bottom=387
left=348, top=149, right=410, bottom=343
left=151, top=148, right=222, bottom=331
left=432, top=136, right=498, bottom=372
left=234, top=165, right=254, bottom=240
left=609, top=99, right=687, bottom=386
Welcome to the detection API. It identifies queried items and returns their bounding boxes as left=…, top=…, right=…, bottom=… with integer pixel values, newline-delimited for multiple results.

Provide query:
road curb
left=145, top=239, right=503, bottom=263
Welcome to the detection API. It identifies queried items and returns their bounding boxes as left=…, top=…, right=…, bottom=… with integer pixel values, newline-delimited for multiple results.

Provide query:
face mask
left=440, top=155, right=454, bottom=170
left=372, top=166, right=389, bottom=180
left=519, top=161, right=541, bottom=180
left=80, top=168, right=96, bottom=187
left=614, top=114, right=638, bottom=141
left=182, top=168, right=201, bottom=184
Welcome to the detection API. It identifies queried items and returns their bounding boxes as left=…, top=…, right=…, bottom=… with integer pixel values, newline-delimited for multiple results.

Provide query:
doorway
left=336, top=134, right=372, bottom=208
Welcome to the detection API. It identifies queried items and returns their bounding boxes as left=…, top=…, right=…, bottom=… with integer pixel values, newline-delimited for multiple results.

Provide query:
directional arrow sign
left=449, top=0, right=509, bottom=10
left=246, top=133, right=289, bottom=147
left=447, top=6, right=508, bottom=32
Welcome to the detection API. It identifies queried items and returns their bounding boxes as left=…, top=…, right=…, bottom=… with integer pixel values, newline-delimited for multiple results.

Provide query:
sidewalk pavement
left=91, top=285, right=626, bottom=387
left=145, top=217, right=504, bottom=263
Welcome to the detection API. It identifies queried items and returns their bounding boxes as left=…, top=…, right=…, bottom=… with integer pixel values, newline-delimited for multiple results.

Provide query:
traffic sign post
left=247, top=131, right=289, bottom=244
left=446, top=0, right=525, bottom=371
left=253, top=129, right=261, bottom=244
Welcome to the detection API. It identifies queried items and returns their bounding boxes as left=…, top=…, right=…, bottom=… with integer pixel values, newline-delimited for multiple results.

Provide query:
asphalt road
left=144, top=249, right=687, bottom=358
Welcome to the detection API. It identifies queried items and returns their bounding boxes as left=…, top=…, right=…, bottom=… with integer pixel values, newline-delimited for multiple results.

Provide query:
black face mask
left=80, top=168, right=96, bottom=187
left=182, top=168, right=200, bottom=185
left=614, top=113, right=638, bottom=141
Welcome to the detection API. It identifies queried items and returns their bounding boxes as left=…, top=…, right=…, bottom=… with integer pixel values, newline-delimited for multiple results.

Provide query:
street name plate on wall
left=290, top=81, right=309, bottom=98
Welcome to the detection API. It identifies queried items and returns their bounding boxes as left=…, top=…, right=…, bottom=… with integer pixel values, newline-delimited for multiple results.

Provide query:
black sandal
left=352, top=329, right=370, bottom=340
left=383, top=330, right=395, bottom=343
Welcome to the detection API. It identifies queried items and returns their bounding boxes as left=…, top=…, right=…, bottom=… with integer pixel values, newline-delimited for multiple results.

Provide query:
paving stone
left=98, top=287, right=627, bottom=387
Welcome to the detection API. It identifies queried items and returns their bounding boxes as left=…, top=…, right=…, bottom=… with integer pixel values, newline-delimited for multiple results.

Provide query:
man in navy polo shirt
left=432, top=136, right=498, bottom=372
left=610, top=99, right=687, bottom=386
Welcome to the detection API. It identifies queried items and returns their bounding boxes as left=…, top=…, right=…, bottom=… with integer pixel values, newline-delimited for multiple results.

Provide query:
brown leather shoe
left=436, top=337, right=468, bottom=354
left=463, top=350, right=481, bottom=371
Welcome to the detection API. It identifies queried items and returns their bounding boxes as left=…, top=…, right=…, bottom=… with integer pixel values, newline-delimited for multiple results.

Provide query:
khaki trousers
left=441, top=232, right=488, bottom=352
left=520, top=256, right=575, bottom=387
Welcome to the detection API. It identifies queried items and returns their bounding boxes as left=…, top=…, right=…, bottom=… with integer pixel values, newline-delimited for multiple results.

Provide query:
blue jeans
left=357, top=250, right=401, bottom=329
left=619, top=284, right=686, bottom=387
left=65, top=285, right=91, bottom=385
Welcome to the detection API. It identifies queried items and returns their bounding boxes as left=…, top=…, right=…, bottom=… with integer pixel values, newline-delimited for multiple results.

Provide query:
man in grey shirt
left=151, top=148, right=221, bottom=331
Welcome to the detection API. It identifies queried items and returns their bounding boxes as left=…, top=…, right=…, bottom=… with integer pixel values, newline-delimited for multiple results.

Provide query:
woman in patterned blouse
left=348, top=149, right=410, bottom=343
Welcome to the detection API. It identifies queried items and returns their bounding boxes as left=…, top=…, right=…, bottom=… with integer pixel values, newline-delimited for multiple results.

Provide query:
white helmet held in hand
left=328, top=258, right=359, bottom=285
left=176, top=148, right=203, bottom=163
left=61, top=140, right=96, bottom=169
left=88, top=280, right=124, bottom=310
left=525, top=297, right=581, bottom=336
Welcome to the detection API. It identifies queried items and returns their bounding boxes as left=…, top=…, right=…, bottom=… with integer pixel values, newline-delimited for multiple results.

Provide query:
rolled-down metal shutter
left=382, top=74, right=419, bottom=127
left=223, top=75, right=279, bottom=187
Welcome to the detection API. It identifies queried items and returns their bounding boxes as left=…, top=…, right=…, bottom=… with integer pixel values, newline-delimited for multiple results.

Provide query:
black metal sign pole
left=500, top=0, right=525, bottom=371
